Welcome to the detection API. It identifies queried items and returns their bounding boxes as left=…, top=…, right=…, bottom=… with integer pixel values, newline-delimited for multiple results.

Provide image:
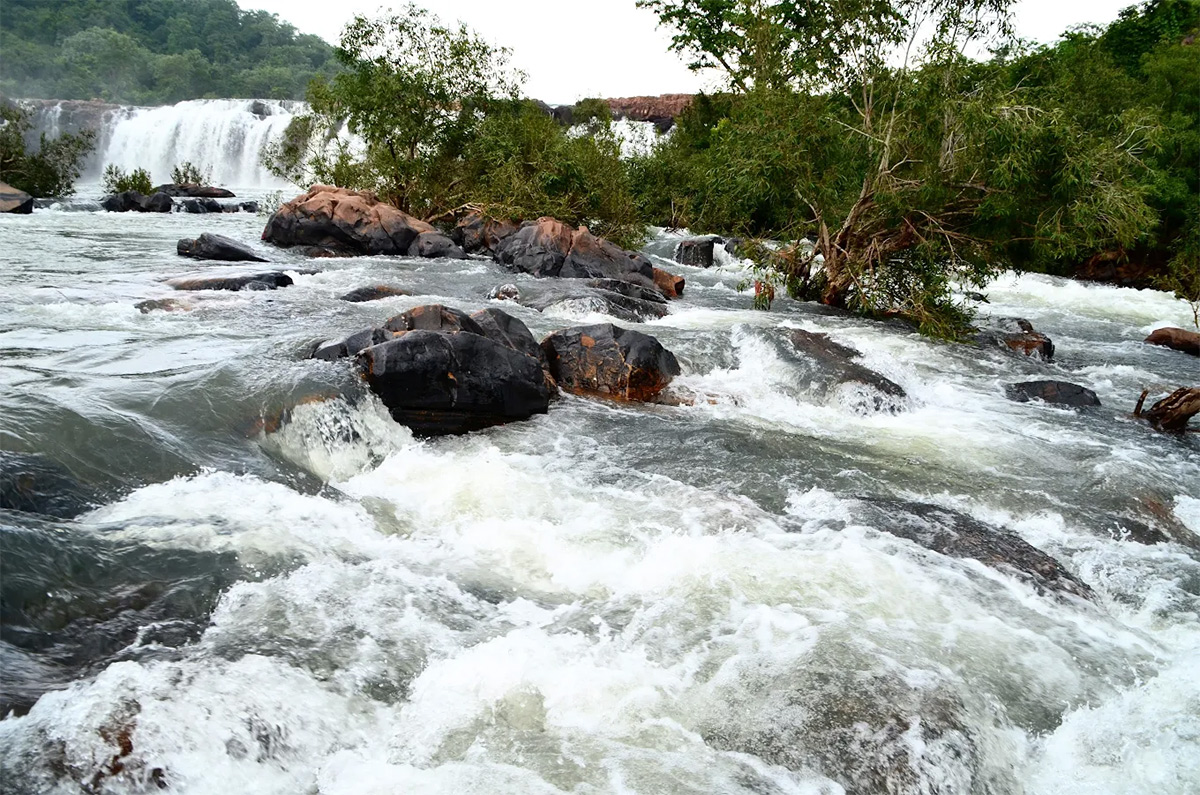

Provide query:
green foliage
left=102, top=164, right=153, bottom=194
left=0, top=0, right=338, bottom=104
left=0, top=103, right=95, bottom=196
left=1157, top=213, right=1200, bottom=328
left=171, top=161, right=210, bottom=185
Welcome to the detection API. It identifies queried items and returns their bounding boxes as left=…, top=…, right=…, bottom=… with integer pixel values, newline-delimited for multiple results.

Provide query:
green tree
left=102, top=164, right=153, bottom=194
left=0, top=103, right=96, bottom=196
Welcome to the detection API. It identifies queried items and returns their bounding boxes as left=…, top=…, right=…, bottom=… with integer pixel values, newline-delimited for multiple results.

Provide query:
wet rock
left=652, top=267, right=685, bottom=298
left=168, top=272, right=293, bottom=291
left=723, top=237, right=744, bottom=258
left=139, top=192, right=173, bottom=213
left=357, top=327, right=551, bottom=435
left=261, top=184, right=436, bottom=256
left=311, top=327, right=392, bottom=361
left=152, top=183, right=235, bottom=198
left=541, top=323, right=680, bottom=402
left=178, top=197, right=223, bottom=214
left=135, top=298, right=191, bottom=313
left=584, top=278, right=667, bottom=305
left=0, top=181, right=34, bottom=214
left=407, top=230, right=466, bottom=259
left=470, top=307, right=546, bottom=365
left=789, top=329, right=907, bottom=411
left=862, top=500, right=1093, bottom=599
left=0, top=452, right=95, bottom=518
left=1144, top=327, right=1200, bottom=356
left=964, top=291, right=990, bottom=303
left=489, top=283, right=520, bottom=301
left=518, top=281, right=669, bottom=322
left=100, top=190, right=144, bottom=212
left=231, top=200, right=259, bottom=213
left=176, top=233, right=268, bottom=262
left=494, top=216, right=577, bottom=277
left=453, top=212, right=520, bottom=254
left=674, top=236, right=719, bottom=268
left=383, top=304, right=486, bottom=336
left=1005, top=380, right=1100, bottom=407
left=974, top=317, right=1054, bottom=360
left=339, top=285, right=411, bottom=303
left=561, top=227, right=656, bottom=287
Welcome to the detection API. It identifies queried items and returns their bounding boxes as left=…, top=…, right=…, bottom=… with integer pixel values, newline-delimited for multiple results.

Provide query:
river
left=0, top=186, right=1197, bottom=794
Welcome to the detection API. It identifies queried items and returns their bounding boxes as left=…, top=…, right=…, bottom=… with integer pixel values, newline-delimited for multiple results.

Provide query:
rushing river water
left=1, top=191, right=1198, bottom=794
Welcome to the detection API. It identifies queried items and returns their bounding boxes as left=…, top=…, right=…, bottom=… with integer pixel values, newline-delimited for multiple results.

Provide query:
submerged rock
left=789, top=329, right=907, bottom=412
left=176, top=233, right=268, bottom=262
left=674, top=236, right=719, bottom=268
left=862, top=499, right=1093, bottom=599
left=974, top=317, right=1054, bottom=360
left=1144, top=327, right=1200, bottom=356
left=261, top=184, right=437, bottom=256
left=1005, top=380, right=1100, bottom=407
left=168, top=272, right=293, bottom=291
left=541, top=323, right=680, bottom=402
left=489, top=283, right=521, bottom=301
left=515, top=280, right=669, bottom=322
left=339, top=285, right=411, bottom=303
left=0, top=452, right=96, bottom=518
left=135, top=298, right=192, bottom=313
left=0, top=181, right=34, bottom=214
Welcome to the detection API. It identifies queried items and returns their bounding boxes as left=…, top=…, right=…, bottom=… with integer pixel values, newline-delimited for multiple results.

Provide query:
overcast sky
left=241, top=0, right=1137, bottom=104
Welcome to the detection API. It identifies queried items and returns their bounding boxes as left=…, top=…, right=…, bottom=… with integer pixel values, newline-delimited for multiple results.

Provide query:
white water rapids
left=0, top=110, right=1198, bottom=794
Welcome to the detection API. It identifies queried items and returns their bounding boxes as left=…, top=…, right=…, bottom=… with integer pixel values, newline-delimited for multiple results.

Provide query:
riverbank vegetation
left=0, top=0, right=337, bottom=104
left=0, top=104, right=95, bottom=196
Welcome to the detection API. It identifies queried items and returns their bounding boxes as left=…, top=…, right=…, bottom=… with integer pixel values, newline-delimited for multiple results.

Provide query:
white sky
left=241, top=0, right=1138, bottom=104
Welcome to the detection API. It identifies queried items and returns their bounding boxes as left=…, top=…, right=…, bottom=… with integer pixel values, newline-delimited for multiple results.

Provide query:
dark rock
left=723, top=237, right=744, bottom=258
left=311, top=327, right=392, bottom=361
left=339, top=285, right=411, bottom=303
left=494, top=216, right=576, bottom=277
left=541, top=323, right=680, bottom=402
left=261, top=184, right=435, bottom=256
left=135, top=298, right=191, bottom=313
left=674, top=236, right=719, bottom=268
left=179, top=197, right=223, bottom=214
left=383, top=304, right=486, bottom=336
left=862, top=500, right=1093, bottom=599
left=964, top=291, right=990, bottom=303
left=470, top=307, right=545, bottom=365
left=1005, top=380, right=1100, bottom=407
left=0, top=181, right=34, bottom=214
left=1144, top=327, right=1200, bottom=356
left=236, top=201, right=259, bottom=214
left=560, top=227, right=655, bottom=287
left=789, top=329, right=907, bottom=411
left=357, top=330, right=551, bottom=435
left=152, top=183, right=235, bottom=199
left=407, top=230, right=466, bottom=259
left=551, top=105, right=574, bottom=126
left=101, top=190, right=144, bottom=212
left=519, top=281, right=669, bottom=322
left=138, top=192, right=173, bottom=213
left=974, top=317, right=1054, bottom=360
left=168, top=272, right=293, bottom=292
left=453, top=212, right=519, bottom=254
left=176, top=233, right=268, bottom=262
left=0, top=452, right=95, bottom=518
left=584, top=278, right=667, bottom=305
left=489, top=283, right=520, bottom=301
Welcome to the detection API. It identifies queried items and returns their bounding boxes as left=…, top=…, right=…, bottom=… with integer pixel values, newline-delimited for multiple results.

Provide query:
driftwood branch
left=1133, top=387, right=1200, bottom=433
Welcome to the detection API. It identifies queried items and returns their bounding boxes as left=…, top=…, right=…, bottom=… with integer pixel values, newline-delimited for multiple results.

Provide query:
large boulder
left=355, top=306, right=552, bottom=435
left=674, top=236, right=719, bottom=268
left=452, top=212, right=520, bottom=254
left=789, top=329, right=906, bottom=412
left=168, top=272, right=293, bottom=291
left=139, top=191, right=174, bottom=213
left=407, top=229, right=466, bottom=259
left=1005, top=380, right=1100, bottom=407
left=311, top=327, right=393, bottom=361
left=152, top=183, right=236, bottom=198
left=541, top=323, right=680, bottom=402
left=1145, top=327, right=1200, bottom=356
left=100, top=191, right=144, bottom=212
left=974, top=317, right=1054, bottom=360
left=494, top=217, right=576, bottom=277
left=176, top=233, right=268, bottom=262
left=261, top=185, right=437, bottom=256
left=560, top=227, right=655, bottom=287
left=0, top=181, right=34, bottom=214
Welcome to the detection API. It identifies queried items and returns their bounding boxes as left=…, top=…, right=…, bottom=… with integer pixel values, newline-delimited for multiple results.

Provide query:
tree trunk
left=1134, top=387, right=1200, bottom=433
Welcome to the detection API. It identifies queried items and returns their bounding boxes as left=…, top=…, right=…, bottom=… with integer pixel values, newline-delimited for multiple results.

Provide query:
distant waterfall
left=25, top=98, right=304, bottom=188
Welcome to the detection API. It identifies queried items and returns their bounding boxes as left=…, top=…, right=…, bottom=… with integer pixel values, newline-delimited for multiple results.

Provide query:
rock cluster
left=102, top=190, right=173, bottom=213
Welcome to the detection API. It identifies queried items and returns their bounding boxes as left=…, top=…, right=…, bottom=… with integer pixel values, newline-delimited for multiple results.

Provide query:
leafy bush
left=171, top=161, right=211, bottom=185
left=102, top=165, right=153, bottom=195
left=0, top=104, right=96, bottom=197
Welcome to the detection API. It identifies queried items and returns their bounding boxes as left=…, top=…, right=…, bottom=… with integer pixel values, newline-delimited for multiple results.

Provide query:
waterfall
left=24, top=98, right=303, bottom=189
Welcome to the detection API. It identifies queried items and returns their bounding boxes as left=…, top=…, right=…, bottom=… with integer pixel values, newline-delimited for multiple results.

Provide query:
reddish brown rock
left=653, top=267, right=685, bottom=298
left=493, top=217, right=578, bottom=277
left=454, top=212, right=520, bottom=254
left=261, top=185, right=443, bottom=256
left=0, top=181, right=33, bottom=214
left=541, top=323, right=681, bottom=402
left=1145, top=327, right=1200, bottom=356
left=975, top=318, right=1054, bottom=360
